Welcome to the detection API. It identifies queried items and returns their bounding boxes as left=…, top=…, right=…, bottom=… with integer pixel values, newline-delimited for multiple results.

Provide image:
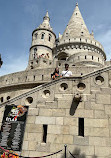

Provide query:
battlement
left=58, top=37, right=104, bottom=52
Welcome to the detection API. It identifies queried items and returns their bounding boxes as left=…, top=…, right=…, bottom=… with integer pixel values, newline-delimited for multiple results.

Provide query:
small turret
left=90, top=30, right=94, bottom=39
left=27, top=11, right=56, bottom=70
left=61, top=2, right=91, bottom=40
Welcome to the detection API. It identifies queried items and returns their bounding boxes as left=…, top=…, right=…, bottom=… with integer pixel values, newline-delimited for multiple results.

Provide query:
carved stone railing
left=0, top=65, right=111, bottom=108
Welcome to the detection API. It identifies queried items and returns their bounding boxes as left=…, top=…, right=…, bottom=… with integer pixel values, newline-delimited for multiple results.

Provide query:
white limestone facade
left=0, top=3, right=111, bottom=158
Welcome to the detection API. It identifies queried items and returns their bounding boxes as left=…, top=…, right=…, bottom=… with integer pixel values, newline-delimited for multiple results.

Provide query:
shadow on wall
left=70, top=98, right=80, bottom=116
left=61, top=147, right=97, bottom=158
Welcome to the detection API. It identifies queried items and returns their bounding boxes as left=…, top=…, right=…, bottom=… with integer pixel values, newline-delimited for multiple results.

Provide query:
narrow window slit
left=79, top=118, right=84, bottom=137
left=1, top=97, right=3, bottom=103
left=42, top=75, right=44, bottom=81
left=43, top=125, right=48, bottom=143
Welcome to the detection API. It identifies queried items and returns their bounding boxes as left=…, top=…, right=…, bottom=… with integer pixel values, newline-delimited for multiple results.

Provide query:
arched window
left=41, top=33, right=45, bottom=39
left=34, top=48, right=37, bottom=53
left=34, top=33, right=38, bottom=39
left=85, top=55, right=86, bottom=59
left=49, top=34, right=51, bottom=41
left=57, top=52, right=68, bottom=61
left=7, top=96, right=10, bottom=100
left=33, top=48, right=37, bottom=59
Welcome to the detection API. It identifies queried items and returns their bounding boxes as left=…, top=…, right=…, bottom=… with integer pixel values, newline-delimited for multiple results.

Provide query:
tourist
left=52, top=67, right=61, bottom=80
left=62, top=64, right=72, bottom=77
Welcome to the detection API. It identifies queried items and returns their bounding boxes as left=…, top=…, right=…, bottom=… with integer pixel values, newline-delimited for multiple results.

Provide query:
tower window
left=66, top=33, right=68, bottom=37
left=43, top=125, right=48, bottom=143
left=41, top=33, right=45, bottom=39
left=49, top=34, right=51, bottom=41
left=81, top=32, right=83, bottom=36
left=33, top=48, right=37, bottom=59
left=98, top=57, right=99, bottom=61
left=34, top=33, right=38, bottom=39
left=1, top=97, right=3, bottom=103
left=34, top=48, right=37, bottom=53
left=7, top=96, right=10, bottom=100
left=42, top=75, right=44, bottom=81
left=92, top=56, right=93, bottom=60
left=78, top=118, right=84, bottom=137
left=85, top=55, right=86, bottom=59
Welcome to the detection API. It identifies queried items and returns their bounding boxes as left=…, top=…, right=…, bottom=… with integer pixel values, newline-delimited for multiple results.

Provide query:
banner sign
left=0, top=105, right=29, bottom=151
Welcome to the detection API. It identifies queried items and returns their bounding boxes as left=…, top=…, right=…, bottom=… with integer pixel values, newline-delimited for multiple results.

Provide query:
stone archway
left=57, top=52, right=68, bottom=60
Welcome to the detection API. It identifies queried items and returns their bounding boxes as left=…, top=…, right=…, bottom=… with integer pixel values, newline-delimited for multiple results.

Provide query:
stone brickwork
left=0, top=2, right=111, bottom=158
left=0, top=70, right=111, bottom=157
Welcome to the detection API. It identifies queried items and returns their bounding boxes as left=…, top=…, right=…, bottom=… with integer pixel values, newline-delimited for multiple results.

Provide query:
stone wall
left=0, top=66, right=97, bottom=104
left=0, top=68, right=111, bottom=157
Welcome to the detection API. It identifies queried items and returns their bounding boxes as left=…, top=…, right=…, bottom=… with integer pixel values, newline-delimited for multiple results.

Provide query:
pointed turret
left=53, top=3, right=106, bottom=67
left=61, top=3, right=91, bottom=40
left=38, top=11, right=52, bottom=31
left=27, top=11, right=56, bottom=70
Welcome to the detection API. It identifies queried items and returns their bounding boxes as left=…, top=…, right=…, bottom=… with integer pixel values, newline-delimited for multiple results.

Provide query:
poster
left=0, top=105, right=28, bottom=151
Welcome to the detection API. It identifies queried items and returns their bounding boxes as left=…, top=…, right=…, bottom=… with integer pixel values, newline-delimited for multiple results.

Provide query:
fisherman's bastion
left=0, top=3, right=111, bottom=158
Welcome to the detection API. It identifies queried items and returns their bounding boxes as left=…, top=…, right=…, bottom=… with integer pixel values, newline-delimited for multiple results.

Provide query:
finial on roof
left=45, top=11, right=49, bottom=18
left=38, top=10, right=52, bottom=30
left=90, top=30, right=94, bottom=38
left=61, top=1, right=91, bottom=40
left=76, top=2, right=78, bottom=6
left=43, top=11, right=50, bottom=21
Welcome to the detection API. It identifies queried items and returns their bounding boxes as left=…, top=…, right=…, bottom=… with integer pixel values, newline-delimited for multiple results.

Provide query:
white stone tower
left=53, top=3, right=106, bottom=67
left=27, top=11, right=56, bottom=69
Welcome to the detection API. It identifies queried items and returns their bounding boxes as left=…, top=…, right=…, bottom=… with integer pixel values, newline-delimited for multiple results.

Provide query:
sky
left=0, top=0, right=111, bottom=76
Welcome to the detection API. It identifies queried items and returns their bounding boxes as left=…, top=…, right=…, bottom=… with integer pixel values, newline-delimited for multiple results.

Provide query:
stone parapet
left=57, top=37, right=104, bottom=52
left=0, top=67, right=97, bottom=90
left=53, top=37, right=106, bottom=66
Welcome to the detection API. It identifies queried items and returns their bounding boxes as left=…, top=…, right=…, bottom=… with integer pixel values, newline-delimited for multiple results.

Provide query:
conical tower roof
left=61, top=3, right=91, bottom=40
left=38, top=11, right=53, bottom=31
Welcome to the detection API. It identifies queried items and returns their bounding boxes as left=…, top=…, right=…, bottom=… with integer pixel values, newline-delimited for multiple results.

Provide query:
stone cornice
left=32, top=28, right=56, bottom=38
left=53, top=41, right=106, bottom=60
left=30, top=44, right=52, bottom=51
left=53, top=37, right=106, bottom=60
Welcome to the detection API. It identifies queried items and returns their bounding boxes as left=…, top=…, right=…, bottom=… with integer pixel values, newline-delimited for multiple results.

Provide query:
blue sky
left=0, top=0, right=111, bottom=76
